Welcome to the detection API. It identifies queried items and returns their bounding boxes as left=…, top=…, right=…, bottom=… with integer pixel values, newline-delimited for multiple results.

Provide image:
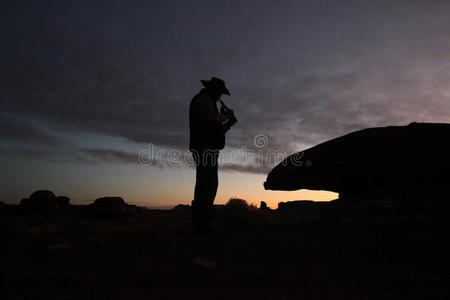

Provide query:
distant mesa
left=259, top=201, right=271, bottom=211
left=278, top=200, right=318, bottom=210
left=89, top=196, right=127, bottom=217
left=16, top=191, right=145, bottom=217
left=21, top=190, right=57, bottom=212
left=92, top=196, right=126, bottom=206
left=277, top=200, right=325, bottom=222
left=172, top=204, right=191, bottom=211
left=172, top=204, right=191, bottom=213
left=260, top=201, right=267, bottom=209
left=19, top=190, right=72, bottom=212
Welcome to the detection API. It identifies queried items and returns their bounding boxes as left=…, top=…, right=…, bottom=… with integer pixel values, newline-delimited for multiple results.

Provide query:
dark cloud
left=220, top=164, right=271, bottom=175
left=78, top=148, right=141, bottom=165
left=0, top=115, right=69, bottom=146
left=0, top=146, right=149, bottom=166
left=1, top=1, right=450, bottom=174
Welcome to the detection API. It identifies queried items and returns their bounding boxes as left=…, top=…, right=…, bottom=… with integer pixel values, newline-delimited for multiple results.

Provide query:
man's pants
left=192, top=149, right=219, bottom=229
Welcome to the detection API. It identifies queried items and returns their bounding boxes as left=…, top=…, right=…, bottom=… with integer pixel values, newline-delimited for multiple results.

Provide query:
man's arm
left=192, top=94, right=229, bottom=126
left=221, top=114, right=237, bottom=133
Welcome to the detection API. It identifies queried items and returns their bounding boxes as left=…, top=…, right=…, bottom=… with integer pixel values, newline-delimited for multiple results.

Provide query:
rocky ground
left=1, top=205, right=450, bottom=300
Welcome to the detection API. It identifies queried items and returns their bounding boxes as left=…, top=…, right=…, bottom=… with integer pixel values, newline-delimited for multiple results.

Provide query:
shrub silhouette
left=222, top=197, right=264, bottom=226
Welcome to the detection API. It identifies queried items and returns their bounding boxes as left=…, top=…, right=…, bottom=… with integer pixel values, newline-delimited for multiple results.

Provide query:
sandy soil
left=1, top=209, right=449, bottom=299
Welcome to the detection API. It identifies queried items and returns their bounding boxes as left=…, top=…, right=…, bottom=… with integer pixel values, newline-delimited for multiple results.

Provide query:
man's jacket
left=189, top=89, right=232, bottom=151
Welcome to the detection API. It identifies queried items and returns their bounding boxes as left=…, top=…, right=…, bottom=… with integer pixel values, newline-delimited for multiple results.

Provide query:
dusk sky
left=2, top=0, right=450, bottom=208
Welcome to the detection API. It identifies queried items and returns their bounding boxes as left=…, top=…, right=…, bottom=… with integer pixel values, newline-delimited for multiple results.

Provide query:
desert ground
left=1, top=200, right=450, bottom=300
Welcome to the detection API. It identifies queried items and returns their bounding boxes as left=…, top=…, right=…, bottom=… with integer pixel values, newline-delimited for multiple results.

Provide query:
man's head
left=201, top=77, right=230, bottom=100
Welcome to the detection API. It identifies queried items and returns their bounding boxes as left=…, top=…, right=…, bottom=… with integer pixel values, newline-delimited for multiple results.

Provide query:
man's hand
left=221, top=113, right=237, bottom=132
left=228, top=114, right=238, bottom=126
left=217, top=114, right=229, bottom=123
left=224, top=109, right=235, bottom=118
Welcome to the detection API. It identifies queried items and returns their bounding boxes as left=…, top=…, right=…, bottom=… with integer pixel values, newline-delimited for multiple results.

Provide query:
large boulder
left=21, top=190, right=57, bottom=211
left=89, top=197, right=126, bottom=217
left=264, top=122, right=450, bottom=204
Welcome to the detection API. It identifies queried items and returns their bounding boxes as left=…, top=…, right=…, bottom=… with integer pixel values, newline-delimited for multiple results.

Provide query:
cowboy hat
left=200, top=77, right=231, bottom=96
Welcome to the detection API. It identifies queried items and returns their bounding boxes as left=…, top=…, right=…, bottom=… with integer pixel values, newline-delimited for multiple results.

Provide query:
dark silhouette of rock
left=171, top=204, right=192, bottom=217
left=277, top=200, right=324, bottom=222
left=0, top=201, right=4, bottom=215
left=264, top=123, right=450, bottom=204
left=20, top=198, right=29, bottom=207
left=125, top=204, right=139, bottom=216
left=21, top=190, right=57, bottom=211
left=259, top=201, right=269, bottom=210
left=264, top=123, right=450, bottom=220
left=278, top=200, right=312, bottom=210
left=55, top=196, right=70, bottom=210
left=89, top=197, right=126, bottom=217
left=172, top=204, right=191, bottom=212
left=318, top=199, right=346, bottom=221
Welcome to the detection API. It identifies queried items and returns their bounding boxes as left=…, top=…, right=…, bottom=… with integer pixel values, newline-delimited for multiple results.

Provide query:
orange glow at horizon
left=114, top=171, right=338, bottom=209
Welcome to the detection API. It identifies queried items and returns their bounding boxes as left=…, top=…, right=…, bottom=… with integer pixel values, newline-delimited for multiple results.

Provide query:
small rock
left=193, top=257, right=217, bottom=269
left=48, top=242, right=71, bottom=251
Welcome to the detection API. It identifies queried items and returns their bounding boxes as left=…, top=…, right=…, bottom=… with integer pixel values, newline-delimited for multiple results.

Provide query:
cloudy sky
left=1, top=0, right=450, bottom=208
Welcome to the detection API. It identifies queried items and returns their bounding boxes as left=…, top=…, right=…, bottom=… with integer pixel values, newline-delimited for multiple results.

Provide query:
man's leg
left=205, top=150, right=219, bottom=207
left=192, top=150, right=210, bottom=230
left=192, top=150, right=219, bottom=231
left=201, top=150, right=219, bottom=227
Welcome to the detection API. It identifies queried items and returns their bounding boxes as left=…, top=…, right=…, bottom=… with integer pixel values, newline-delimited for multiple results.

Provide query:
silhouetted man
left=189, top=77, right=237, bottom=232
